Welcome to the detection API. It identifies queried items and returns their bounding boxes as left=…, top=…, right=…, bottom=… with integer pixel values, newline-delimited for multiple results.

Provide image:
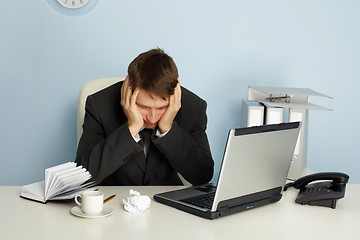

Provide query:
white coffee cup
left=75, top=191, right=104, bottom=215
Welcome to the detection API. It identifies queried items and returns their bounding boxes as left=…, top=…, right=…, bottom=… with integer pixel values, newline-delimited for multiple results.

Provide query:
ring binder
left=266, top=94, right=291, bottom=103
left=246, top=86, right=332, bottom=180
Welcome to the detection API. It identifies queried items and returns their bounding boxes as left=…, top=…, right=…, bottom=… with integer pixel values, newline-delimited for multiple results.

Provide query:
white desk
left=1, top=185, right=359, bottom=240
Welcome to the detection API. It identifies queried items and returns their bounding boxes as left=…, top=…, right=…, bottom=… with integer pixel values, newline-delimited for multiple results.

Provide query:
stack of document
left=20, top=162, right=96, bottom=203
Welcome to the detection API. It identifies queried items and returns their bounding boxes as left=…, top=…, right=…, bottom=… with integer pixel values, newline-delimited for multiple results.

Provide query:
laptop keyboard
left=180, top=192, right=215, bottom=209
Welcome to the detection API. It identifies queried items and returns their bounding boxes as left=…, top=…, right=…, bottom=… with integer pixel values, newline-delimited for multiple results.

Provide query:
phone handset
left=284, top=172, right=349, bottom=209
left=292, top=172, right=349, bottom=191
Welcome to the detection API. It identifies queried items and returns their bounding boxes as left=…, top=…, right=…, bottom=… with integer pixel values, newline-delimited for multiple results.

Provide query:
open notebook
left=20, top=162, right=96, bottom=203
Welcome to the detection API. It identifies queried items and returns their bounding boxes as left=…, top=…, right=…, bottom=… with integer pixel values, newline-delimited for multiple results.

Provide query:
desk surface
left=1, top=185, right=359, bottom=240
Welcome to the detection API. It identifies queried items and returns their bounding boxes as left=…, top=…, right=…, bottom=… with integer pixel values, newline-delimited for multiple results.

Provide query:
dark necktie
left=140, top=128, right=153, bottom=158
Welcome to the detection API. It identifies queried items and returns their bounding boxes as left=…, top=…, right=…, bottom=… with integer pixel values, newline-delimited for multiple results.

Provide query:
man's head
left=127, top=48, right=180, bottom=129
left=128, top=48, right=179, bottom=99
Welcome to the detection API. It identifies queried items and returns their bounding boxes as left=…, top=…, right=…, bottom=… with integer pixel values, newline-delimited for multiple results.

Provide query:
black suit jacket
left=75, top=81, right=214, bottom=186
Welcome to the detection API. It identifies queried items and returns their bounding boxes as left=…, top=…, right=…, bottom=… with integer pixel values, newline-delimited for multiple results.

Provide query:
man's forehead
left=136, top=88, right=169, bottom=108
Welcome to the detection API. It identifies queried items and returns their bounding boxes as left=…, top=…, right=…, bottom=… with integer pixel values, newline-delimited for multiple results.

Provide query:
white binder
left=241, top=100, right=264, bottom=127
left=247, top=86, right=332, bottom=180
left=265, top=107, right=284, bottom=125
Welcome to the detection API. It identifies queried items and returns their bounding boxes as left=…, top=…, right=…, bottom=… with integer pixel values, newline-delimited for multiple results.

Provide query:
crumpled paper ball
left=122, top=189, right=151, bottom=213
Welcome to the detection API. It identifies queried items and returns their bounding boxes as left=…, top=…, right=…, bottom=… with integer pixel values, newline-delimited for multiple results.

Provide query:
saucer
left=71, top=206, right=114, bottom=218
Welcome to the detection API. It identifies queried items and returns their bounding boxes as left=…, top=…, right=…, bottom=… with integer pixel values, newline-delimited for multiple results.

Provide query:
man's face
left=135, top=88, right=169, bottom=129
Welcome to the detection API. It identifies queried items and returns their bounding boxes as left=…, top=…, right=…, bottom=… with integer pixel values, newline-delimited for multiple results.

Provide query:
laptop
left=154, top=122, right=301, bottom=219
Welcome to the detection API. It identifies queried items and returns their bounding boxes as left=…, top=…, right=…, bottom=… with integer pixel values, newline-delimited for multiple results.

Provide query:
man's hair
left=128, top=48, right=178, bottom=98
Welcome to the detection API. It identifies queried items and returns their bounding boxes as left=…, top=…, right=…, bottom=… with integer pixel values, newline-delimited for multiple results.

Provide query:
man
left=76, top=48, right=214, bottom=186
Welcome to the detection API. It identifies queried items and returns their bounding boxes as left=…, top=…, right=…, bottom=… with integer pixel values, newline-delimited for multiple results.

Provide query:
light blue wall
left=1, top=0, right=359, bottom=185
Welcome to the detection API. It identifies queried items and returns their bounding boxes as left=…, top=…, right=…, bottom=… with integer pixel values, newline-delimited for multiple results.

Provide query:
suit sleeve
left=75, top=95, right=143, bottom=184
left=153, top=100, right=214, bottom=186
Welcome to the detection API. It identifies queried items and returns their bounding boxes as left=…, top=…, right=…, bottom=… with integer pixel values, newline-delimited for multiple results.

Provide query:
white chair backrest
left=77, top=77, right=124, bottom=144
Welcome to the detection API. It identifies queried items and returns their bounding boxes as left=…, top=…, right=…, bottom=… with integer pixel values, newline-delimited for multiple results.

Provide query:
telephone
left=284, top=172, right=349, bottom=209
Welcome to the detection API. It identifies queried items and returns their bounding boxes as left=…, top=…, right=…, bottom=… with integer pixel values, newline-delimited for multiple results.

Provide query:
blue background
left=1, top=0, right=359, bottom=185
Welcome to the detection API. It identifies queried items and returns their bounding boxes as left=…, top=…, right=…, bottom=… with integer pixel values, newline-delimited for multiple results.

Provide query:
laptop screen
left=211, top=122, right=300, bottom=211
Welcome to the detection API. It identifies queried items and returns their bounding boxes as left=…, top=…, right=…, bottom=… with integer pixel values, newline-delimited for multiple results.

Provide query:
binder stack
left=243, top=86, right=332, bottom=180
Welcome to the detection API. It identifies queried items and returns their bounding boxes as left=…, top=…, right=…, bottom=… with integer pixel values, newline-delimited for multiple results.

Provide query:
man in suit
left=76, top=48, right=214, bottom=186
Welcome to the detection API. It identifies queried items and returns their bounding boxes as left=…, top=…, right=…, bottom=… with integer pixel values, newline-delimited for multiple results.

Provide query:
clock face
left=57, top=0, right=90, bottom=9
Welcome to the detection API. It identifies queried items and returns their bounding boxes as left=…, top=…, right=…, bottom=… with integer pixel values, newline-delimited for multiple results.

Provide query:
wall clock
left=47, top=0, right=99, bottom=16
left=56, top=0, right=90, bottom=9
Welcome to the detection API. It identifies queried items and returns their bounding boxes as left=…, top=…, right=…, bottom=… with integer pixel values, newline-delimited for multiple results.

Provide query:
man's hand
left=158, top=82, right=182, bottom=133
left=121, top=76, right=143, bottom=136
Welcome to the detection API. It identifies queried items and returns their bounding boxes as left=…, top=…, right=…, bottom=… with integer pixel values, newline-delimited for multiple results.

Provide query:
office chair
left=77, top=77, right=191, bottom=185
left=77, top=77, right=124, bottom=143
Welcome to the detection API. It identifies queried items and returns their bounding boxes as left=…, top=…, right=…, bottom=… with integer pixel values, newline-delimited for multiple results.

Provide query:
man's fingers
left=173, top=82, right=181, bottom=110
left=122, top=79, right=134, bottom=108
left=121, top=76, right=130, bottom=106
left=121, top=76, right=128, bottom=92
left=131, top=88, right=139, bottom=106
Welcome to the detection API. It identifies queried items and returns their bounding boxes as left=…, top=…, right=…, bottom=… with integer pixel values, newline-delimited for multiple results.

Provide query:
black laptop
left=154, top=122, right=301, bottom=219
